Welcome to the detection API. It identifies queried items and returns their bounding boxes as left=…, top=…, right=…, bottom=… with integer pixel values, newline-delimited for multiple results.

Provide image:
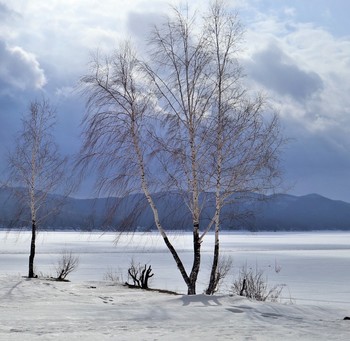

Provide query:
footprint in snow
left=99, top=296, right=114, bottom=304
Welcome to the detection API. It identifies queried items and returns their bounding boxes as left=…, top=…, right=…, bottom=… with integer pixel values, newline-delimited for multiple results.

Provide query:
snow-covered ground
left=1, top=231, right=350, bottom=340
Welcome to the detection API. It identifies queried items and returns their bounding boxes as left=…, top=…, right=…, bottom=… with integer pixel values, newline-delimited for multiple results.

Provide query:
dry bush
left=103, top=267, right=124, bottom=283
left=55, top=250, right=79, bottom=281
left=232, top=265, right=285, bottom=302
left=126, top=259, right=154, bottom=289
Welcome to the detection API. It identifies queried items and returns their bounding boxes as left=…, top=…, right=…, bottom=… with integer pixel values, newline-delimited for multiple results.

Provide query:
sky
left=0, top=0, right=350, bottom=201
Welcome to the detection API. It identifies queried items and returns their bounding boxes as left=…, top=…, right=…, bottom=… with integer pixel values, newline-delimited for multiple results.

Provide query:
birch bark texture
left=79, top=1, right=283, bottom=294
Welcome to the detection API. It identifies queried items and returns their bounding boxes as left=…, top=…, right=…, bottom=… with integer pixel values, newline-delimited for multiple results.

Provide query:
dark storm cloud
left=0, top=94, right=26, bottom=180
left=282, top=131, right=350, bottom=201
left=247, top=43, right=323, bottom=101
left=0, top=40, right=46, bottom=91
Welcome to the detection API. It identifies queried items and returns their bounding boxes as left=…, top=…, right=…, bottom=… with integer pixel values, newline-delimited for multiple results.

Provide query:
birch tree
left=145, top=1, right=282, bottom=294
left=201, top=1, right=282, bottom=294
left=79, top=43, right=202, bottom=294
left=7, top=99, right=68, bottom=278
left=79, top=1, right=283, bottom=295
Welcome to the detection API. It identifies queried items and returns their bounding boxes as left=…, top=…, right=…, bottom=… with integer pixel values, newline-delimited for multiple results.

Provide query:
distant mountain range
left=1, top=187, right=350, bottom=231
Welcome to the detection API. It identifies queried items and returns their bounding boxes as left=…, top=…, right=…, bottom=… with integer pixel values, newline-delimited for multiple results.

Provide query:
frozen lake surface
left=1, top=231, right=350, bottom=307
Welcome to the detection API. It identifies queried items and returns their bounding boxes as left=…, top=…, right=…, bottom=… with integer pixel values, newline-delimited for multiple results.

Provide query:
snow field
left=1, top=231, right=350, bottom=340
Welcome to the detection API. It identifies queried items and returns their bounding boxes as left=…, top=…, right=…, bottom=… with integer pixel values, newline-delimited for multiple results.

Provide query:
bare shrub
left=126, top=259, right=154, bottom=289
left=274, top=258, right=282, bottom=273
left=55, top=250, right=79, bottom=281
left=104, top=267, right=124, bottom=283
left=232, top=265, right=284, bottom=302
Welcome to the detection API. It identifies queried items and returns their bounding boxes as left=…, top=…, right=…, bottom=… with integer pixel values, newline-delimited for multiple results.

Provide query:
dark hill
left=1, top=187, right=350, bottom=231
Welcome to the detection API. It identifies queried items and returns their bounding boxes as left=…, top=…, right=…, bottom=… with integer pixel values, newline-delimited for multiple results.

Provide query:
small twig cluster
left=206, top=255, right=233, bottom=294
left=127, top=259, right=154, bottom=289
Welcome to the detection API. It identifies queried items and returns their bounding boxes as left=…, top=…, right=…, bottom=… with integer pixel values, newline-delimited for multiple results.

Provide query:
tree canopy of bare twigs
left=78, top=1, right=283, bottom=295
left=7, top=99, right=69, bottom=278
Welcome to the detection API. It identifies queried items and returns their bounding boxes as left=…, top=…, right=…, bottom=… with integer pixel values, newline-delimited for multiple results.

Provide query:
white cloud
left=243, top=10, right=350, bottom=134
left=0, top=42, right=46, bottom=90
left=283, top=7, right=296, bottom=17
left=55, top=86, right=75, bottom=98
